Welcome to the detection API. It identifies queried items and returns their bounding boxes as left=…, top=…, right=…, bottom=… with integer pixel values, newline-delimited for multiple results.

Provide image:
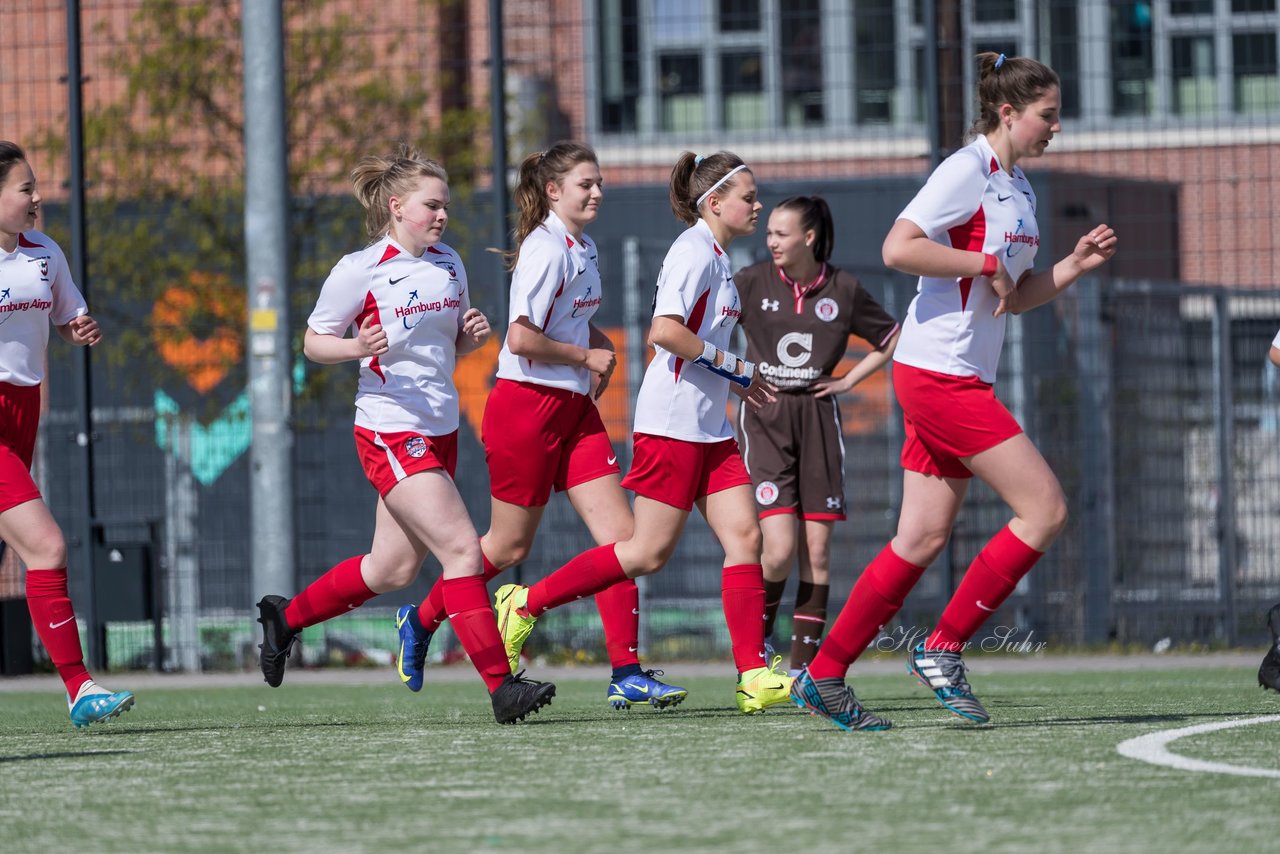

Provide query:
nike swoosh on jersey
left=389, top=275, right=410, bottom=285
left=607, top=456, right=617, bottom=465
left=49, top=616, right=75, bottom=629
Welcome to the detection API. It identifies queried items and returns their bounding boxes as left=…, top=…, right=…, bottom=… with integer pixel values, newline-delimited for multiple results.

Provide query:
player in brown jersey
left=734, top=195, right=900, bottom=674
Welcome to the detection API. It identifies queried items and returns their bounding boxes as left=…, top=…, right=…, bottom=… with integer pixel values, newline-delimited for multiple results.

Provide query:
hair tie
left=995, top=53, right=1006, bottom=69
left=694, top=154, right=705, bottom=166
left=696, top=164, right=748, bottom=209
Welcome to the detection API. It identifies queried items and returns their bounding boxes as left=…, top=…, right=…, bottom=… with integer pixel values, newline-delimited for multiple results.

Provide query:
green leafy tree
left=36, top=0, right=484, bottom=419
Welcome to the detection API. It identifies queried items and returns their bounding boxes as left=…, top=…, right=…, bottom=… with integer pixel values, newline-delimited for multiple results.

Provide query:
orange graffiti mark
left=836, top=341, right=893, bottom=436
left=152, top=272, right=245, bottom=394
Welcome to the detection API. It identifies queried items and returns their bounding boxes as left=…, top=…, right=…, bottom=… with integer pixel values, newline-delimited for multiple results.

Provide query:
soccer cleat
left=256, top=594, right=299, bottom=688
left=491, top=669, right=556, bottom=724
left=607, top=669, right=689, bottom=710
left=394, top=604, right=433, bottom=692
left=69, top=690, right=135, bottom=729
left=735, top=655, right=795, bottom=714
left=1259, top=602, right=1280, bottom=693
left=908, top=642, right=990, bottom=723
left=789, top=667, right=891, bottom=732
left=494, top=583, right=536, bottom=672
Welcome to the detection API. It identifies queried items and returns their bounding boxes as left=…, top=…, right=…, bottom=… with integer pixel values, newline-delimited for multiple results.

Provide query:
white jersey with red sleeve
left=892, top=134, right=1040, bottom=383
left=496, top=211, right=601, bottom=394
left=0, top=230, right=87, bottom=387
left=633, top=219, right=743, bottom=442
left=307, top=235, right=469, bottom=435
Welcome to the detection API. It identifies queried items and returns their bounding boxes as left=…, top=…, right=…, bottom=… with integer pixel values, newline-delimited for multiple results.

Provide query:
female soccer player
left=254, top=144, right=554, bottom=725
left=792, top=53, right=1117, bottom=731
left=735, top=195, right=900, bottom=675
left=0, top=141, right=134, bottom=727
left=395, top=141, right=687, bottom=710
left=492, top=151, right=795, bottom=714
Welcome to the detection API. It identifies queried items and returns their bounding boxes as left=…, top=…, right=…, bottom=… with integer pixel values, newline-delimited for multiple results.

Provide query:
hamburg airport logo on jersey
left=1004, top=218, right=1038, bottom=259
left=718, top=291, right=741, bottom=327
left=815, top=297, right=839, bottom=322
left=404, top=436, right=427, bottom=458
left=570, top=283, right=603, bottom=318
left=755, top=481, right=779, bottom=506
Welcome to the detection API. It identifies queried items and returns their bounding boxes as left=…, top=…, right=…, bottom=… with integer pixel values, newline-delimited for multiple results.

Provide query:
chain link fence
left=3, top=1, right=1280, bottom=674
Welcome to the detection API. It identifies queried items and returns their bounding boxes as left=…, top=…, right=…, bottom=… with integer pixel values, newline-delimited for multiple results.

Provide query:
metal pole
left=1078, top=278, right=1115, bottom=643
left=489, top=0, right=510, bottom=332
left=923, top=0, right=942, bottom=167
left=242, top=1, right=295, bottom=602
left=64, top=0, right=100, bottom=669
left=1213, top=291, right=1238, bottom=644
left=622, top=237, right=647, bottom=655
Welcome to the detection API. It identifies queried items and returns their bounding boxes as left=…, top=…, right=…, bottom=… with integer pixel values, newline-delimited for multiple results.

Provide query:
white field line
left=1116, top=715, right=1280, bottom=779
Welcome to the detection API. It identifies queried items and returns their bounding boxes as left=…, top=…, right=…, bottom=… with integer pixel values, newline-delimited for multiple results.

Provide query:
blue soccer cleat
left=394, top=604, right=433, bottom=692
left=69, top=689, right=135, bottom=728
left=908, top=642, right=990, bottom=723
left=607, top=669, right=689, bottom=710
left=789, top=666, right=891, bottom=732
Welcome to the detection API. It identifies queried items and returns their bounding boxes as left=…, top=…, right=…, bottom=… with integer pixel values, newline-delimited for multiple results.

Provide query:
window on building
left=780, top=0, right=823, bottom=127
left=590, top=0, right=1280, bottom=139
left=1234, top=31, right=1280, bottom=113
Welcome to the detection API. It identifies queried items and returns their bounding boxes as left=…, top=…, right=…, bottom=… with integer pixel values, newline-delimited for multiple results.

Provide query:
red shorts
left=0, top=382, right=42, bottom=513
left=622, top=433, right=751, bottom=511
left=354, top=427, right=458, bottom=498
left=482, top=379, right=620, bottom=507
left=893, top=363, right=1022, bottom=479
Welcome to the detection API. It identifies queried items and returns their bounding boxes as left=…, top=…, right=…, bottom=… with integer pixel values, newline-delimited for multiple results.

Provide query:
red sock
left=419, top=545, right=503, bottom=631
left=594, top=578, right=640, bottom=669
left=26, top=568, right=91, bottom=697
left=284, top=555, right=376, bottom=630
left=442, top=575, right=510, bottom=691
left=721, top=563, right=767, bottom=673
left=807, top=544, right=926, bottom=681
left=928, top=526, right=1042, bottom=652
left=526, top=544, right=627, bottom=617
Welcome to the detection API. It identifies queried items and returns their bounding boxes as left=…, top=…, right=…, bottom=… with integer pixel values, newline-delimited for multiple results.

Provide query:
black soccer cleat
left=1259, top=603, right=1280, bottom=693
left=256, top=595, right=299, bottom=688
left=491, top=669, right=556, bottom=724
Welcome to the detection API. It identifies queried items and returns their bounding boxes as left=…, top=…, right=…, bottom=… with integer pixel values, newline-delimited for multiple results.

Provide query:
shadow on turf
left=0, top=750, right=132, bottom=764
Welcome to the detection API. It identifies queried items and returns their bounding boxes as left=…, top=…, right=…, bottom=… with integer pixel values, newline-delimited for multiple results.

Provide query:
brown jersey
left=735, top=261, right=898, bottom=391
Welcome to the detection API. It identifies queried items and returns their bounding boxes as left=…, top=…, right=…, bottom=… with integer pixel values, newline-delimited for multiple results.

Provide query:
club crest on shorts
left=815, top=297, right=839, bottom=322
left=404, top=436, right=427, bottom=458
left=755, top=481, right=779, bottom=505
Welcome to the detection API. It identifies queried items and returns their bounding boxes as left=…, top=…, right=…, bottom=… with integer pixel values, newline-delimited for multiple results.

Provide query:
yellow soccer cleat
left=735, top=655, right=794, bottom=714
left=494, top=583, right=537, bottom=672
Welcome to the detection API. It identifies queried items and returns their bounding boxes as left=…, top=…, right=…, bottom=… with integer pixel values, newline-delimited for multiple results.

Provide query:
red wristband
left=981, top=253, right=998, bottom=278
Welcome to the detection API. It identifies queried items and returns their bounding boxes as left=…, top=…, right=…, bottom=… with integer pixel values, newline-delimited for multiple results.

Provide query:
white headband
left=696, top=164, right=748, bottom=209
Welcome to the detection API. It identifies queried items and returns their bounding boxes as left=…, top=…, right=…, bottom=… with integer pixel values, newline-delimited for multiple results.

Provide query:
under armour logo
left=761, top=298, right=779, bottom=311
left=826, top=496, right=842, bottom=509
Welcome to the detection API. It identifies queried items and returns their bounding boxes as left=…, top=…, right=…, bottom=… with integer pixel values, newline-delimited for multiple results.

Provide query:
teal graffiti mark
left=153, top=355, right=307, bottom=485
left=154, top=389, right=250, bottom=485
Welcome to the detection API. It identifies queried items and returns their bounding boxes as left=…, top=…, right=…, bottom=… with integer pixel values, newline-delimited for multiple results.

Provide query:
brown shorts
left=736, top=391, right=845, bottom=520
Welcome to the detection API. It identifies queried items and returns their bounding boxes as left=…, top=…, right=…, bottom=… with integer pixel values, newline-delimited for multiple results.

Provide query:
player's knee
left=488, top=539, right=530, bottom=569
left=1043, top=497, right=1069, bottom=540
left=27, top=531, right=68, bottom=570
left=894, top=529, right=948, bottom=566
left=366, top=556, right=419, bottom=590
